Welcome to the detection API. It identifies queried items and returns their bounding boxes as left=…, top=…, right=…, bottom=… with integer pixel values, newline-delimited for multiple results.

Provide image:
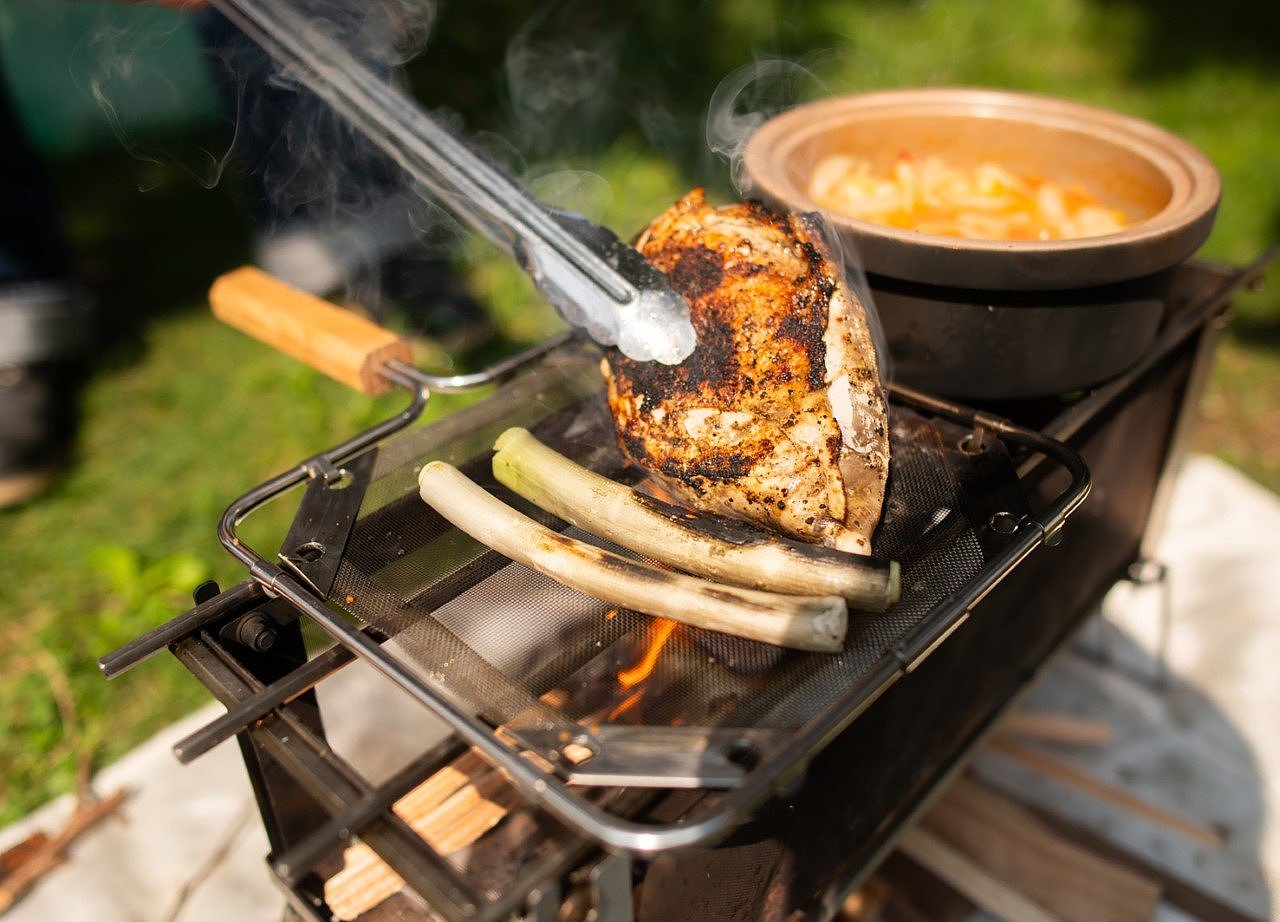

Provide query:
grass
left=1, top=0, right=1277, bottom=823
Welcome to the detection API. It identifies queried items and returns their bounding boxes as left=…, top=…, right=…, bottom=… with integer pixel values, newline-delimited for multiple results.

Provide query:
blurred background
left=0, top=0, right=1276, bottom=825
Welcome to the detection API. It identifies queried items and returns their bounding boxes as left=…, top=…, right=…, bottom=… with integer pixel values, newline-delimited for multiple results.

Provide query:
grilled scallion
left=418, top=460, right=847, bottom=652
left=491, top=427, right=899, bottom=611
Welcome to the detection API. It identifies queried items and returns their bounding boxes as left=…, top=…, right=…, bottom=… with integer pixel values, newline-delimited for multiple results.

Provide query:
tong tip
left=616, top=289, right=697, bottom=365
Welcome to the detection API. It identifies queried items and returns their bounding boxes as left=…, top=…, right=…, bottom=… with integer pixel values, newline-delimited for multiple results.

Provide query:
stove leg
left=1073, top=559, right=1173, bottom=692
left=1126, top=558, right=1173, bottom=692
left=525, top=880, right=563, bottom=922
left=195, top=592, right=335, bottom=919
left=590, top=853, right=634, bottom=922
left=228, top=598, right=328, bottom=859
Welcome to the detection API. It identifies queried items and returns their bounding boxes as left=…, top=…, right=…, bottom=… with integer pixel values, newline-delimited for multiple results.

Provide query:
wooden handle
left=209, top=266, right=411, bottom=396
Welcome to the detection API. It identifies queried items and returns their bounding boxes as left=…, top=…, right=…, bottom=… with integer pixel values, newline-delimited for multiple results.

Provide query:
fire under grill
left=100, top=258, right=1263, bottom=921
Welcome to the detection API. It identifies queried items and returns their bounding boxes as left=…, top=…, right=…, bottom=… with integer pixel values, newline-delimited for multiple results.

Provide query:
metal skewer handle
left=209, top=266, right=575, bottom=396
left=207, top=0, right=695, bottom=365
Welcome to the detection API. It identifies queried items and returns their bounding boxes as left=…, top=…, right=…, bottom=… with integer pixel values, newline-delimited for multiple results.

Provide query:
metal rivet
left=957, top=432, right=986, bottom=455
left=325, top=468, right=353, bottom=489
left=988, top=511, right=1019, bottom=535
left=295, top=541, right=325, bottom=562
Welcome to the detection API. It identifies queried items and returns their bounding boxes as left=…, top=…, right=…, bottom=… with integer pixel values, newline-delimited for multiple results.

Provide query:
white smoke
left=705, top=56, right=893, bottom=381
left=705, top=58, right=817, bottom=196
left=75, top=5, right=234, bottom=192
left=503, top=9, right=620, bottom=158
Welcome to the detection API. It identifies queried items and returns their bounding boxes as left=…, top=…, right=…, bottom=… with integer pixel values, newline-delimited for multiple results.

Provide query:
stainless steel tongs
left=207, top=0, right=695, bottom=365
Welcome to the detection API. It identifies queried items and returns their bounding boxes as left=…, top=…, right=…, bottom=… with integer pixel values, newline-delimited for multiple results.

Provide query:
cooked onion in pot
left=809, top=152, right=1128, bottom=242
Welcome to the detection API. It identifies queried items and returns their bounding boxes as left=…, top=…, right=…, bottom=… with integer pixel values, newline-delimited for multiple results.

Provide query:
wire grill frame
left=96, top=255, right=1275, bottom=920
left=203, top=346, right=1090, bottom=854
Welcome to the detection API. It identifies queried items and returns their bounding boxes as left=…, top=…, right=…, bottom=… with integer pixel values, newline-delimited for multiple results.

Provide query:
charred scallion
left=491, top=427, right=899, bottom=611
left=417, top=460, right=848, bottom=652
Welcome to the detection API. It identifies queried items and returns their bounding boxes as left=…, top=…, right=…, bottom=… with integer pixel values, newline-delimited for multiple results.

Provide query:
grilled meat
left=602, top=189, right=889, bottom=555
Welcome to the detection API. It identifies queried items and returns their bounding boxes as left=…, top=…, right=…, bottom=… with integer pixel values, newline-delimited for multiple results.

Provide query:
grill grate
left=325, top=345, right=1032, bottom=780
left=108, top=337, right=1086, bottom=855
left=99, top=259, right=1254, bottom=918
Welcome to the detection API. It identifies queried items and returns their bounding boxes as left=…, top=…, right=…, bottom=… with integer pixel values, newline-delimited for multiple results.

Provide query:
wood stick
left=413, top=768, right=524, bottom=855
left=985, top=737, right=1224, bottom=849
left=993, top=712, right=1112, bottom=747
left=839, top=873, right=891, bottom=921
left=0, top=789, right=128, bottom=912
left=326, top=856, right=406, bottom=922
left=896, top=825, right=1062, bottom=922
left=0, top=834, right=52, bottom=878
left=922, top=776, right=1161, bottom=922
left=1014, top=796, right=1263, bottom=922
left=388, top=750, right=488, bottom=830
left=323, top=757, right=522, bottom=920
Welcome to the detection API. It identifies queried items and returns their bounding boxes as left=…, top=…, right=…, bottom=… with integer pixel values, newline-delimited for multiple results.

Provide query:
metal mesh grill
left=328, top=345, right=1025, bottom=763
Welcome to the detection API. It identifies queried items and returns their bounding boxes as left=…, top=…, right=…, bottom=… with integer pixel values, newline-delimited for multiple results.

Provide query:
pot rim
left=743, top=87, right=1222, bottom=290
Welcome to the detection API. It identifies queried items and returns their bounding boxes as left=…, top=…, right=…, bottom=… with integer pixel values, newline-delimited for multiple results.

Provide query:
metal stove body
left=101, top=258, right=1260, bottom=921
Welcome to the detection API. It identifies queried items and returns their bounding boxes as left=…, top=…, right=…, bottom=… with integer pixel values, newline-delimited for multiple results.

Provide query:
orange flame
left=606, top=690, right=644, bottom=722
left=617, top=618, right=678, bottom=689
left=639, top=477, right=679, bottom=505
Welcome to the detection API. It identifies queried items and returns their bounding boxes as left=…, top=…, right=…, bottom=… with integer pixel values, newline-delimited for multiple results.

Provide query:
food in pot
left=601, top=189, right=890, bottom=556
left=808, top=152, right=1128, bottom=241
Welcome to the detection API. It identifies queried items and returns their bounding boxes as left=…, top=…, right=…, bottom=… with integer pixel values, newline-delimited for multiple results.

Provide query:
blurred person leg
left=0, top=62, right=92, bottom=509
left=193, top=9, right=491, bottom=354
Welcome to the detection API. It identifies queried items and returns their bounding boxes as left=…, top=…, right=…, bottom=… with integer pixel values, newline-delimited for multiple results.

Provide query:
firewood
left=922, top=776, right=1161, bottom=922
left=895, top=826, right=1061, bottom=922
left=985, top=737, right=1223, bottom=849
left=0, top=789, right=128, bottom=912
left=323, top=756, right=521, bottom=921
left=391, top=750, right=486, bottom=819
left=414, top=768, right=523, bottom=856
left=326, top=855, right=406, bottom=921
left=993, top=712, right=1112, bottom=747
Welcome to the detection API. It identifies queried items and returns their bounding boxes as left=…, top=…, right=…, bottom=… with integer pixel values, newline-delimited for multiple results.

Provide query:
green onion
left=491, top=427, right=899, bottom=611
left=418, top=460, right=847, bottom=652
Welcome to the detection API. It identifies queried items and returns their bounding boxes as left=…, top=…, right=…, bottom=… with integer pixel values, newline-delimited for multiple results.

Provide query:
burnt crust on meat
left=601, top=189, right=890, bottom=555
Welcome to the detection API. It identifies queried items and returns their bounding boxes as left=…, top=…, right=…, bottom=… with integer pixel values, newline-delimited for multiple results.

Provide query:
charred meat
left=602, top=189, right=890, bottom=555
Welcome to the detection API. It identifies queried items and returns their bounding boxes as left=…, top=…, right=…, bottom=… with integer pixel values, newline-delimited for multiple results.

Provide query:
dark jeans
left=0, top=63, right=69, bottom=286
left=0, top=54, right=86, bottom=484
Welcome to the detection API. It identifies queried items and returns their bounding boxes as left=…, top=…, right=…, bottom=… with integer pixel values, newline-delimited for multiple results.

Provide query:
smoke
left=704, top=56, right=893, bottom=381
left=199, top=0, right=439, bottom=226
left=503, top=9, right=620, bottom=160
left=290, top=0, right=438, bottom=69
left=80, top=0, right=445, bottom=270
left=705, top=58, right=819, bottom=196
left=526, top=170, right=613, bottom=225
left=74, top=6, right=234, bottom=192
left=81, top=2, right=891, bottom=374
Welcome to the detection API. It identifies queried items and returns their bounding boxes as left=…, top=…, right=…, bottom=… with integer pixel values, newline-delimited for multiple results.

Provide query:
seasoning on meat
left=602, top=189, right=890, bottom=555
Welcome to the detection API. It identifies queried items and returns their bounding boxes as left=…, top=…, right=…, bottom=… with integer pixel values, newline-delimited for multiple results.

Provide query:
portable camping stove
left=100, top=241, right=1274, bottom=920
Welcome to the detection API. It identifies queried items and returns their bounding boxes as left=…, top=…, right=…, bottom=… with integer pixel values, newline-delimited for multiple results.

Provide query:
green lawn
left=1, top=0, right=1277, bottom=823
